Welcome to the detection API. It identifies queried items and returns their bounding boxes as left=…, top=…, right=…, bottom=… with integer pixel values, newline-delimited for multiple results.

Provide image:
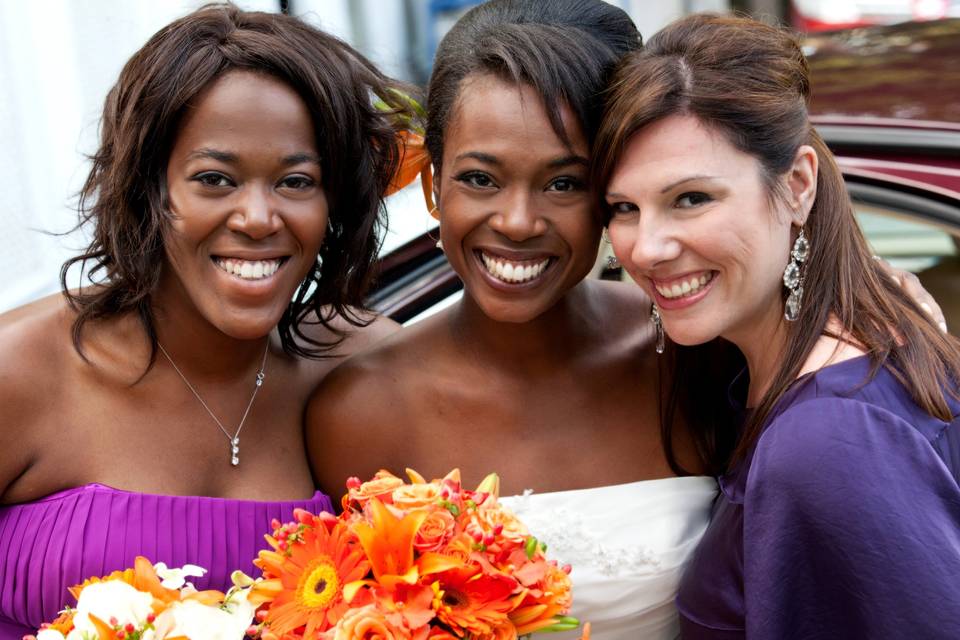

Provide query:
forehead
left=444, top=73, right=588, bottom=159
left=608, top=114, right=752, bottom=189
left=172, top=70, right=317, bottom=154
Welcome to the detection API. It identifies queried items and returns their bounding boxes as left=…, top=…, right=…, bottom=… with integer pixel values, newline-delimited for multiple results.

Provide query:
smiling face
left=436, top=74, right=601, bottom=323
left=161, top=70, right=327, bottom=340
left=605, top=114, right=797, bottom=348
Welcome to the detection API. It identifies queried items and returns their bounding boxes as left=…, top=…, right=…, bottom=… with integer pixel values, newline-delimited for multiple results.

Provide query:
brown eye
left=194, top=172, right=232, bottom=188
left=547, top=177, right=585, bottom=193
left=455, top=171, right=497, bottom=189
left=676, top=192, right=712, bottom=208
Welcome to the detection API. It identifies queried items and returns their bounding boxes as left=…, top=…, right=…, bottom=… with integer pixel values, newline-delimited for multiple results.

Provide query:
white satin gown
left=500, top=476, right=717, bottom=639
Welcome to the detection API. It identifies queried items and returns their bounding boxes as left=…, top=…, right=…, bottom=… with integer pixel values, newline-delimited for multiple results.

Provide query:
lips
left=653, top=270, right=715, bottom=299
left=475, top=249, right=554, bottom=286
left=212, top=256, right=288, bottom=281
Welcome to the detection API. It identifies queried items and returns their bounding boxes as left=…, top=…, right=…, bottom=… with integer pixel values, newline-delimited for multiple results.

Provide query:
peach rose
left=470, top=505, right=529, bottom=547
left=326, top=605, right=403, bottom=640
left=393, top=482, right=443, bottom=510
left=414, top=509, right=456, bottom=553
left=349, top=471, right=405, bottom=505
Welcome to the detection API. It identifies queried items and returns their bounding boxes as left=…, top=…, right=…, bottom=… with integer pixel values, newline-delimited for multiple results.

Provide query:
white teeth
left=214, top=258, right=282, bottom=281
left=656, top=272, right=714, bottom=299
left=479, top=252, right=551, bottom=284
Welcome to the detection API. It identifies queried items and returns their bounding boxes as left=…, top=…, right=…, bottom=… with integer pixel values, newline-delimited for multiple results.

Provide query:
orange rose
left=349, top=471, right=405, bottom=505
left=327, top=605, right=403, bottom=640
left=541, top=563, right=573, bottom=612
left=415, top=509, right=456, bottom=553
left=393, top=482, right=444, bottom=510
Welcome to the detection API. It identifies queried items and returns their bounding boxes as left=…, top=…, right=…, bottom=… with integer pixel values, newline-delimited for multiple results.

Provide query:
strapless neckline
left=500, top=475, right=718, bottom=640
left=27, top=482, right=326, bottom=505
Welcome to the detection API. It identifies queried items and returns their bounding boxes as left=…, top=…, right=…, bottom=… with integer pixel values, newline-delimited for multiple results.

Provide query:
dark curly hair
left=62, top=3, right=414, bottom=361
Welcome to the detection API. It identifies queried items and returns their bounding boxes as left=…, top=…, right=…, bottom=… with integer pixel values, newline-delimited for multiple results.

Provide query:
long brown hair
left=62, top=3, right=414, bottom=362
left=593, top=13, right=960, bottom=469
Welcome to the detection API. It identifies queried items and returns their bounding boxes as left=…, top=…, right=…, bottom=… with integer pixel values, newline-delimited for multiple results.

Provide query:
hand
left=874, top=256, right=948, bottom=333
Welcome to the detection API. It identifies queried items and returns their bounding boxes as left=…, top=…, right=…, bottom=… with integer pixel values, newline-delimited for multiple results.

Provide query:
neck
left=728, top=303, right=789, bottom=408
left=150, top=276, right=273, bottom=382
left=447, top=281, right=598, bottom=373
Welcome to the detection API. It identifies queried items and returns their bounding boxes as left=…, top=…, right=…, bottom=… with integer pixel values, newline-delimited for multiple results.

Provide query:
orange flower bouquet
left=249, top=469, right=584, bottom=640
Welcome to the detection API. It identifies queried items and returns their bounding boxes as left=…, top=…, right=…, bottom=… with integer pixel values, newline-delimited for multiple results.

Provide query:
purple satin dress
left=677, top=356, right=960, bottom=639
left=0, top=483, right=333, bottom=637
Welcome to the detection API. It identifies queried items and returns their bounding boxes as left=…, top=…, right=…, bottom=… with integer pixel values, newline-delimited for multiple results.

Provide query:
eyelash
left=191, top=172, right=316, bottom=190
left=454, top=171, right=496, bottom=189
left=547, top=176, right=586, bottom=193
left=675, top=191, right=712, bottom=208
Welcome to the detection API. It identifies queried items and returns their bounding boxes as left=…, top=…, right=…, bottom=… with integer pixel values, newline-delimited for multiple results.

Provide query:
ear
left=786, top=145, right=818, bottom=226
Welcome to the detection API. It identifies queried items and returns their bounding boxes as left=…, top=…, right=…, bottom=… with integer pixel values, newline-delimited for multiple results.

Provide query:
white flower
left=36, top=630, right=67, bottom=640
left=69, top=580, right=154, bottom=634
left=153, top=597, right=254, bottom=640
left=153, top=562, right=207, bottom=589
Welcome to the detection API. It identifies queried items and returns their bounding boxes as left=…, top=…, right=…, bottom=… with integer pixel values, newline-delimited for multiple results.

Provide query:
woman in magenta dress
left=596, top=13, right=960, bottom=638
left=0, top=5, right=409, bottom=636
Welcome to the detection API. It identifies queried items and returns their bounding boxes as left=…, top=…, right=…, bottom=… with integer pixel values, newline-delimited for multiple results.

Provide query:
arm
left=744, top=399, right=960, bottom=639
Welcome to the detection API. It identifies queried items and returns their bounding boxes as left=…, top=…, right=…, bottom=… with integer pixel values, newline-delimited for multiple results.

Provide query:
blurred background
left=1, top=0, right=958, bottom=315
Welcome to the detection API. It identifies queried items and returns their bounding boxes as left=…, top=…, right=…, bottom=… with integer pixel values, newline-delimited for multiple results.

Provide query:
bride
left=306, top=1, right=718, bottom=637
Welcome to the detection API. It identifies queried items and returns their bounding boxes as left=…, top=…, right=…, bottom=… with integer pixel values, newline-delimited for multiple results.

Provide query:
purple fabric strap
left=0, top=483, right=333, bottom=637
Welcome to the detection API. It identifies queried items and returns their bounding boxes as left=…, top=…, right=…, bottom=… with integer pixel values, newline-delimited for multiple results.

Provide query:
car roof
left=806, top=19, right=960, bottom=127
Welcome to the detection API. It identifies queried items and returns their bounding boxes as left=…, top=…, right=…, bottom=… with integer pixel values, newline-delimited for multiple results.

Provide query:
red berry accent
left=246, top=625, right=260, bottom=637
left=270, top=518, right=282, bottom=530
left=493, top=524, right=504, bottom=535
left=256, top=609, right=268, bottom=621
left=110, top=617, right=119, bottom=627
left=471, top=529, right=484, bottom=543
left=294, top=508, right=313, bottom=524
left=278, top=540, right=288, bottom=551
left=346, top=476, right=361, bottom=489
left=124, top=623, right=135, bottom=633
left=116, top=632, right=126, bottom=640
left=562, top=564, right=572, bottom=574
left=483, top=532, right=496, bottom=545
left=147, top=613, right=156, bottom=623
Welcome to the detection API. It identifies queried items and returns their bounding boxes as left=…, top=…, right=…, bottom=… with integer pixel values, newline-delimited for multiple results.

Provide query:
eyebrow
left=453, top=151, right=588, bottom=169
left=659, top=175, right=720, bottom=193
left=606, top=175, right=721, bottom=201
left=186, top=148, right=321, bottom=166
left=547, top=154, right=589, bottom=169
left=454, top=151, right=500, bottom=166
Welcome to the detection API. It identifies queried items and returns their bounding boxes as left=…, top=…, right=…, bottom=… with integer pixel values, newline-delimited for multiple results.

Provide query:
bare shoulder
left=0, top=293, right=74, bottom=497
left=305, top=326, right=428, bottom=496
left=580, top=279, right=656, bottom=351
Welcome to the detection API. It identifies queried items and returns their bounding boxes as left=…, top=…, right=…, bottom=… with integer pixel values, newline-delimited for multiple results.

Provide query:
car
left=369, top=19, right=960, bottom=334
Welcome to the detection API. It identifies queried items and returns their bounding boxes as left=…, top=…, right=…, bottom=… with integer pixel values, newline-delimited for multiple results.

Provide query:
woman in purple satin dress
left=0, top=5, right=409, bottom=635
left=595, top=13, right=960, bottom=639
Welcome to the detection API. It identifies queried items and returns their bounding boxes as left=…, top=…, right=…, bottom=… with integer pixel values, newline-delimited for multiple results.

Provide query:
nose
left=227, top=184, right=282, bottom=240
left=487, top=190, right=548, bottom=242
left=626, top=211, right=682, bottom=272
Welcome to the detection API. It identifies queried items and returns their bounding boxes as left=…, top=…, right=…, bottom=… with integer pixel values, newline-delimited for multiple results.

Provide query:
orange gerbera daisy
left=432, top=565, right=520, bottom=637
left=255, top=520, right=371, bottom=637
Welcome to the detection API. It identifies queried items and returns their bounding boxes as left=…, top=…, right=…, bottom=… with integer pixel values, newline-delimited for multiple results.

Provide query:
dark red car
left=371, top=19, right=960, bottom=332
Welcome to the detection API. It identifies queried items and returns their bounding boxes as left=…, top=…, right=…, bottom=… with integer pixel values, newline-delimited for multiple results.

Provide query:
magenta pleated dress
left=0, top=483, right=334, bottom=637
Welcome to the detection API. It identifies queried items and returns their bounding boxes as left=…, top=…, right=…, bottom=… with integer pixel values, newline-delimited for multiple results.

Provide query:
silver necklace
left=157, top=340, right=268, bottom=467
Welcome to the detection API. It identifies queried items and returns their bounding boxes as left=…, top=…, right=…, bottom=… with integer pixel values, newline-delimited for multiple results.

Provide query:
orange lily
left=352, top=498, right=428, bottom=586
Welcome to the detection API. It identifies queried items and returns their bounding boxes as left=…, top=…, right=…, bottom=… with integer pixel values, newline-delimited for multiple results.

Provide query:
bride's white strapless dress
left=500, top=476, right=718, bottom=640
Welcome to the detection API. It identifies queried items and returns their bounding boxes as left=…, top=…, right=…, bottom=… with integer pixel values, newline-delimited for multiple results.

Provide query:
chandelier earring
left=783, top=227, right=810, bottom=321
left=650, top=304, right=665, bottom=354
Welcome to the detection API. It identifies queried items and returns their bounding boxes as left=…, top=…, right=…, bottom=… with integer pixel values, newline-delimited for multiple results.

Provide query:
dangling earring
left=783, top=227, right=810, bottom=321
left=430, top=207, right=443, bottom=250
left=650, top=304, right=665, bottom=354
left=606, top=255, right=620, bottom=269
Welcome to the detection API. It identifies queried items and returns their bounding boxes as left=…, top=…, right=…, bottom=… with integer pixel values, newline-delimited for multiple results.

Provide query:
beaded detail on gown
left=500, top=476, right=717, bottom=640
left=0, top=483, right=333, bottom=638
